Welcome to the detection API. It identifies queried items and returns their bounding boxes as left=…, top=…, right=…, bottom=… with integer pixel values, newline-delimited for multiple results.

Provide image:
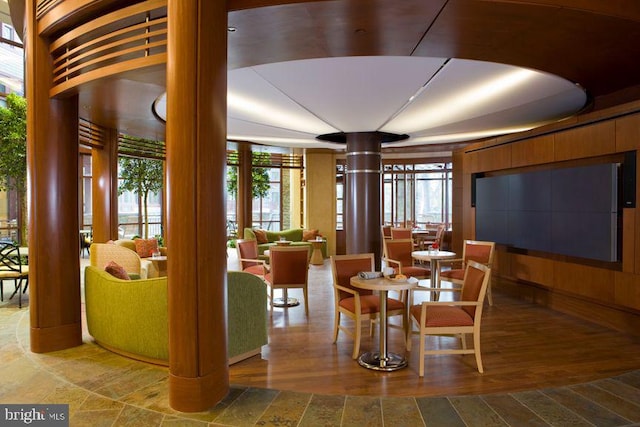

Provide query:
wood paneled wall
left=455, top=102, right=640, bottom=335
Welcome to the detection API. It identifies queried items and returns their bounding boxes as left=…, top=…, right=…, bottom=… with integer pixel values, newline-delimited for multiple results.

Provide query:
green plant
left=226, top=151, right=271, bottom=199
left=118, top=155, right=164, bottom=239
left=0, top=93, right=27, bottom=244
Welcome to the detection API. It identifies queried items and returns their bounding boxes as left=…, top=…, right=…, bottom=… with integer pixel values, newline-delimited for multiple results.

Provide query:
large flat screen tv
left=474, top=163, right=620, bottom=262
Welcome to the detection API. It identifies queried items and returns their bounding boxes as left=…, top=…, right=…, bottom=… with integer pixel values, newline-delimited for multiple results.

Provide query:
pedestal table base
left=358, top=351, right=408, bottom=371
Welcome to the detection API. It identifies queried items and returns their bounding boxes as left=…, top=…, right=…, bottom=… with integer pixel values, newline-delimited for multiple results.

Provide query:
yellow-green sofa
left=243, top=227, right=327, bottom=258
left=84, top=267, right=268, bottom=365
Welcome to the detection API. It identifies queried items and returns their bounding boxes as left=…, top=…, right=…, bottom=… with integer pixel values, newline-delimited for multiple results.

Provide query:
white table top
left=350, top=275, right=418, bottom=292
left=411, top=250, right=456, bottom=261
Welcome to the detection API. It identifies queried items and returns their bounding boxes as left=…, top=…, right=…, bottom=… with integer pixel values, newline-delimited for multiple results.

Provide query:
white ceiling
left=155, top=56, right=587, bottom=150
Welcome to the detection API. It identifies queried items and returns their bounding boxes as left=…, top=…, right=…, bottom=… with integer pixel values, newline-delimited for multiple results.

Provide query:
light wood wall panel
left=511, top=135, right=554, bottom=167
left=475, top=143, right=511, bottom=172
left=614, top=272, right=640, bottom=311
left=509, top=254, right=554, bottom=287
left=554, top=121, right=615, bottom=161
left=622, top=209, right=636, bottom=273
left=615, top=113, right=640, bottom=152
left=553, top=263, right=615, bottom=302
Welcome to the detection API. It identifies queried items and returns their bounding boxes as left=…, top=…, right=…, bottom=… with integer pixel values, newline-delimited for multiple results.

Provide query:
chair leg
left=333, top=311, right=340, bottom=343
left=487, top=281, right=493, bottom=306
left=352, top=317, right=362, bottom=359
left=474, top=332, right=483, bottom=373
left=303, top=286, right=309, bottom=317
left=0, top=279, right=3, bottom=302
left=418, top=332, right=426, bottom=377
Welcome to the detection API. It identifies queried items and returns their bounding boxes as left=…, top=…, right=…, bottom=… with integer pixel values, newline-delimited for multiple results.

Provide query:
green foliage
left=0, top=93, right=27, bottom=195
left=118, top=153, right=164, bottom=238
left=226, top=151, right=271, bottom=199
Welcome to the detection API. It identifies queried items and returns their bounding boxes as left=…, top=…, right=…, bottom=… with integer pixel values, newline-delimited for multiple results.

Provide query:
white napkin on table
left=358, top=271, right=383, bottom=280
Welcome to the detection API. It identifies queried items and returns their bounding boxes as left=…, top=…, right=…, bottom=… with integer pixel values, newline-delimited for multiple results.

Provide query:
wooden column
left=26, top=0, right=82, bottom=352
left=91, top=127, right=119, bottom=242
left=238, top=143, right=253, bottom=237
left=166, top=0, right=229, bottom=411
left=345, top=133, right=382, bottom=265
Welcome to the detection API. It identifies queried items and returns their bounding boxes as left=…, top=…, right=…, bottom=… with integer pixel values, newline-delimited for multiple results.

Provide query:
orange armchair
left=439, top=240, right=495, bottom=305
left=382, top=238, right=430, bottom=279
left=235, top=239, right=268, bottom=277
left=264, top=245, right=310, bottom=316
left=330, top=253, right=406, bottom=359
left=407, top=261, right=492, bottom=377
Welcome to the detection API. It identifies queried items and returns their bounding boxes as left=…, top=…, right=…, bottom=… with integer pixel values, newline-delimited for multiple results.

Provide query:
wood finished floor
left=228, top=254, right=640, bottom=398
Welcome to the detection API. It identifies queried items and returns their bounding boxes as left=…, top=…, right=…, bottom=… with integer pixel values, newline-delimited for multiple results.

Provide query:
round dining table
left=411, top=250, right=457, bottom=299
left=349, top=275, right=418, bottom=371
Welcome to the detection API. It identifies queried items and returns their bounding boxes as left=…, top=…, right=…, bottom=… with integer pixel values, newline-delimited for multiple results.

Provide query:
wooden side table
left=308, top=239, right=324, bottom=265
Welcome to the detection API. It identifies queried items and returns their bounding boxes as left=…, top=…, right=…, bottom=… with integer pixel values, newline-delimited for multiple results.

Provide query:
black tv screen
left=475, top=163, right=619, bottom=262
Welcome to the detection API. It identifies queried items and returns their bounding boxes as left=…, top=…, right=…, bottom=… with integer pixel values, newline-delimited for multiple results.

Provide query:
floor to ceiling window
left=336, top=159, right=452, bottom=231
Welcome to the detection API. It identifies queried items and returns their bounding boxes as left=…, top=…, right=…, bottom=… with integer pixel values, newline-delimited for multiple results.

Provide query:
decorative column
left=238, top=143, right=253, bottom=237
left=166, top=0, right=228, bottom=411
left=26, top=0, right=82, bottom=352
left=345, top=133, right=382, bottom=264
left=91, top=127, right=119, bottom=242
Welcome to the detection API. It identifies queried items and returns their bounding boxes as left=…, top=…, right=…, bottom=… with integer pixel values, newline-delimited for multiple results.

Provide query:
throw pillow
left=134, top=238, right=159, bottom=258
left=253, top=229, right=268, bottom=244
left=302, top=229, right=318, bottom=241
left=105, top=261, right=131, bottom=280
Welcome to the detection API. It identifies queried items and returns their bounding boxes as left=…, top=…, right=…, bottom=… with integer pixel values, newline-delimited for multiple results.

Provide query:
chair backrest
left=330, top=253, right=375, bottom=300
left=236, top=239, right=261, bottom=269
left=390, top=227, right=412, bottom=239
left=462, top=240, right=495, bottom=266
left=433, top=225, right=446, bottom=246
left=268, top=246, right=310, bottom=285
left=90, top=243, right=142, bottom=275
left=0, top=242, right=24, bottom=274
left=383, top=239, right=414, bottom=266
left=460, top=261, right=491, bottom=318
left=381, top=225, right=392, bottom=239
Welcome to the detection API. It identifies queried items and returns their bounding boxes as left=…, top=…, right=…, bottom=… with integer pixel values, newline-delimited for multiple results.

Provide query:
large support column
left=238, top=143, right=253, bottom=237
left=92, top=127, right=119, bottom=242
left=166, top=0, right=228, bottom=411
left=345, top=133, right=382, bottom=265
left=26, top=0, right=82, bottom=352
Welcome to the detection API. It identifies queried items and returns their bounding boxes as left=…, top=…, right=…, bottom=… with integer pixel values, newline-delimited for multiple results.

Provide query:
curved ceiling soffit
left=153, top=56, right=587, bottom=149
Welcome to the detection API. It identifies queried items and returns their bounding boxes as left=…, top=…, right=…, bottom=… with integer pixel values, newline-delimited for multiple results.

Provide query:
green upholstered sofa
left=243, top=227, right=327, bottom=258
left=84, top=267, right=268, bottom=365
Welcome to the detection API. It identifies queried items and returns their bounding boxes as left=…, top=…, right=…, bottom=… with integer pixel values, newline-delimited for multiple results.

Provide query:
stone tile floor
left=1, top=298, right=640, bottom=426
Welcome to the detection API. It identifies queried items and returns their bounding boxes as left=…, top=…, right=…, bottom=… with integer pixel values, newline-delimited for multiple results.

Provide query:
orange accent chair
left=330, top=253, right=406, bottom=359
left=407, top=261, right=492, bottom=377
left=439, top=240, right=495, bottom=305
left=390, top=227, right=412, bottom=239
left=264, top=245, right=310, bottom=316
left=235, top=239, right=268, bottom=277
left=383, top=239, right=430, bottom=279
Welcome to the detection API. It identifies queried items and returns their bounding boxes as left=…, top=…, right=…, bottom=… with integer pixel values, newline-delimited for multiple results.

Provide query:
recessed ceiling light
left=228, top=26, right=237, bottom=32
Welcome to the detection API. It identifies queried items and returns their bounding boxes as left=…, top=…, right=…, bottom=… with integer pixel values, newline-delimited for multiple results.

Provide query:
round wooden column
left=91, top=127, right=119, bottom=242
left=345, top=133, right=382, bottom=265
left=166, top=0, right=229, bottom=411
left=26, top=0, right=82, bottom=352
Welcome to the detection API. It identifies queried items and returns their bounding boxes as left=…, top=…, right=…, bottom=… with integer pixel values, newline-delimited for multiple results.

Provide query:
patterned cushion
left=134, top=238, right=158, bottom=258
left=104, top=261, right=130, bottom=281
left=253, top=229, right=268, bottom=244
left=302, top=229, right=319, bottom=241
left=410, top=305, right=473, bottom=327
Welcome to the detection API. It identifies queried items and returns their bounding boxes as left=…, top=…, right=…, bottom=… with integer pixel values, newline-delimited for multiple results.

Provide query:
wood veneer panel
left=554, top=121, right=616, bottom=161
left=474, top=144, right=511, bottom=172
left=509, top=253, right=554, bottom=287
left=614, top=271, right=640, bottom=311
left=553, top=262, right=615, bottom=302
left=615, top=113, right=640, bottom=152
left=622, top=208, right=635, bottom=273
left=511, top=135, right=554, bottom=168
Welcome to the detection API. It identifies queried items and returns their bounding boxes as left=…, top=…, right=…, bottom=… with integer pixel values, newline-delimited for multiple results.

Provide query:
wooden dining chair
left=390, top=227, right=412, bottom=239
left=330, top=253, right=406, bottom=359
left=439, top=240, right=495, bottom=305
left=0, top=242, right=29, bottom=308
left=382, top=239, right=430, bottom=279
left=407, top=261, right=491, bottom=377
left=235, top=239, right=268, bottom=278
left=264, top=245, right=310, bottom=316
